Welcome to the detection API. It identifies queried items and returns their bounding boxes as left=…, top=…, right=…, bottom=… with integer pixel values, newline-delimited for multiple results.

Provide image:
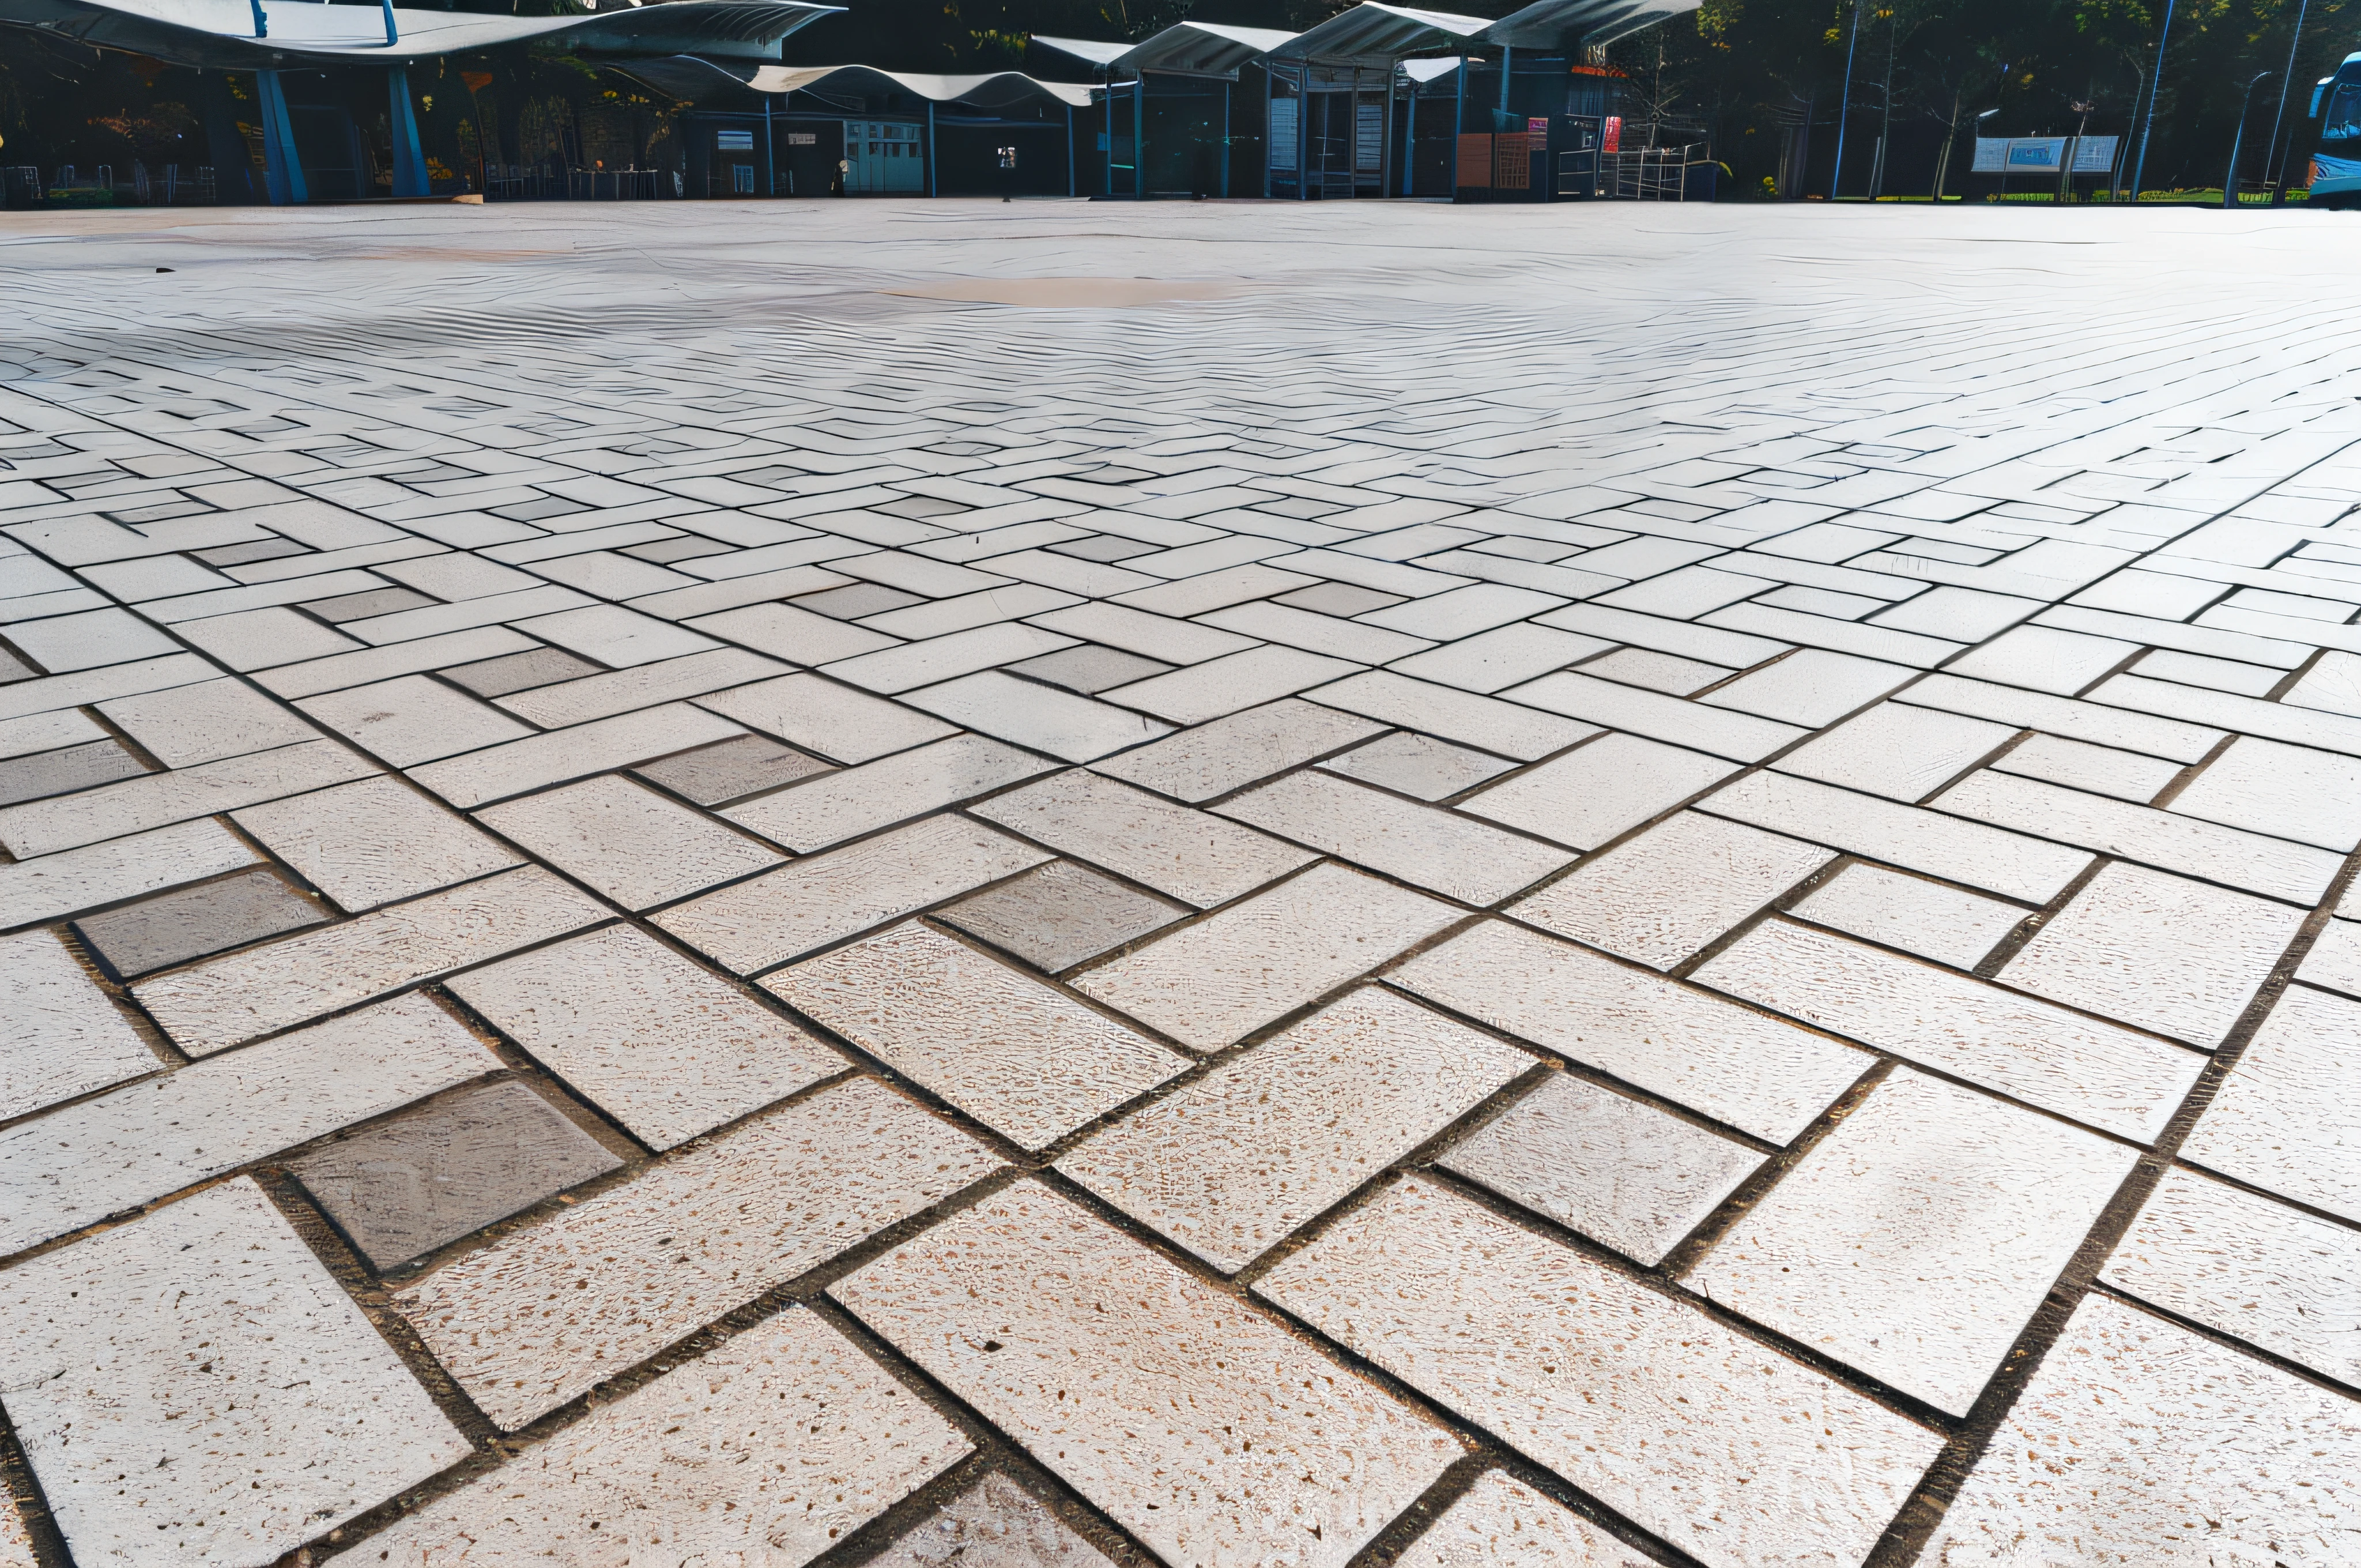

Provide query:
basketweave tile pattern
left=0, top=198, right=2355, bottom=1568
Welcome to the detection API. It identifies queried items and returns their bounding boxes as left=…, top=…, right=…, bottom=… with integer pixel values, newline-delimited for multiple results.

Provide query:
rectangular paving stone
left=134, top=864, right=606, bottom=1056
left=656, top=813, right=1051, bottom=974
left=1688, top=1067, right=2136, bottom=1416
left=971, top=766, right=1317, bottom=908
left=1991, top=730, right=2185, bottom=802
left=1397, top=918, right=1868, bottom=1144
left=0, top=1177, right=471, bottom=1566
left=397, top=1075, right=997, bottom=1430
left=295, top=672, right=536, bottom=766
left=1072, top=862, right=1462, bottom=1050
left=97, top=676, right=321, bottom=767
left=1999, top=861, right=2305, bottom=1046
left=1694, top=647, right=1913, bottom=727
left=0, top=738, right=375, bottom=858
left=2100, top=1164, right=2360, bottom=1387
left=0, top=815, right=258, bottom=930
left=1699, top=768, right=2092, bottom=904
left=408, top=700, right=745, bottom=808
left=632, top=732, right=833, bottom=804
left=1, top=927, right=158, bottom=1122
left=767, top=919, right=1185, bottom=1150
left=1308, top=669, right=1600, bottom=761
left=72, top=866, right=327, bottom=978
left=934, top=858, right=1185, bottom=971
left=494, top=645, right=791, bottom=728
left=1510, top=811, right=1832, bottom=970
left=1058, top=986, right=1531, bottom=1271
left=439, top=643, right=605, bottom=698
left=232, top=773, right=521, bottom=911
left=1915, top=1294, right=2361, bottom=1567
left=1407, top=1469, right=1655, bottom=1567
left=0, top=706, right=108, bottom=762
left=0, top=736, right=147, bottom=806
left=1091, top=695, right=1385, bottom=802
left=1943, top=623, right=2139, bottom=694
left=1504, top=670, right=1807, bottom=763
left=825, top=621, right=1078, bottom=695
left=450, top=922, right=845, bottom=1150
left=1897, top=672, right=2224, bottom=762
left=723, top=732, right=1057, bottom=851
left=1317, top=730, right=1519, bottom=799
left=2180, top=982, right=2361, bottom=1224
left=863, top=1469, right=1119, bottom=1568
left=1789, top=861, right=2027, bottom=969
left=292, top=1077, right=623, bottom=1269
left=832, top=1178, right=1461, bottom=1568
left=686, top=599, right=899, bottom=664
left=1459, top=731, right=1739, bottom=850
left=904, top=668, right=1174, bottom=761
left=696, top=670, right=957, bottom=763
left=1102, top=643, right=1363, bottom=725
left=1220, top=768, right=1574, bottom=906
left=1771, top=700, right=2016, bottom=802
left=476, top=772, right=783, bottom=910
left=0, top=652, right=213, bottom=724
left=1257, top=1175, right=1944, bottom=1568
left=2166, top=734, right=2361, bottom=850
left=2, top=605, right=179, bottom=671
left=1695, top=917, right=2204, bottom=1143
left=363, top=1306, right=970, bottom=1566
left=1440, top=1070, right=1765, bottom=1267
left=0, top=993, right=497, bottom=1257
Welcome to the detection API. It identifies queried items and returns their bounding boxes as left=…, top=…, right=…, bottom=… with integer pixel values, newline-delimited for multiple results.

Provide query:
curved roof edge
left=750, top=61, right=1093, bottom=106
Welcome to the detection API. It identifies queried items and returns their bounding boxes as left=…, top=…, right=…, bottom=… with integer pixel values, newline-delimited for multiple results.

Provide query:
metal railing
left=1602, top=143, right=1708, bottom=200
left=4, top=164, right=216, bottom=207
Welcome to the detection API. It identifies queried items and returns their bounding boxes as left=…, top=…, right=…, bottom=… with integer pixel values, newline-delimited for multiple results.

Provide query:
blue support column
left=1103, top=85, right=1112, bottom=197
left=1403, top=76, right=1416, bottom=195
left=1450, top=56, right=1465, bottom=198
left=1296, top=71, right=1308, bottom=197
left=388, top=66, right=428, bottom=197
left=1498, top=46, right=1512, bottom=112
left=1220, top=78, right=1230, bottom=196
left=1066, top=103, right=1076, bottom=195
left=926, top=100, right=936, bottom=195
left=1132, top=76, right=1144, bottom=197
left=256, top=69, right=307, bottom=205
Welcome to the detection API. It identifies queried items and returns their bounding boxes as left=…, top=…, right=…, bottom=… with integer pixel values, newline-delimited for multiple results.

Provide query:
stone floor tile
left=0, top=736, right=146, bottom=806
left=1406, top=1469, right=1658, bottom=1567
left=449, top=922, right=844, bottom=1150
left=1694, top=648, right=1913, bottom=727
left=2294, top=914, right=2361, bottom=996
left=1505, top=670, right=1807, bottom=764
left=408, top=700, right=746, bottom=809
left=1057, top=986, right=1530, bottom=1270
left=936, top=858, right=1186, bottom=972
left=1008, top=640, right=1175, bottom=694
left=1318, top=730, right=1519, bottom=800
left=0, top=737, right=375, bottom=858
left=0, top=1494, right=28, bottom=1568
left=0, top=815, right=258, bottom=929
left=1510, top=811, right=1831, bottom=970
left=1697, top=917, right=2203, bottom=1143
left=97, top=675, right=320, bottom=767
left=2, top=605, right=180, bottom=671
left=1689, top=1067, right=2135, bottom=1416
left=304, top=583, right=437, bottom=621
left=1915, top=1293, right=2361, bottom=1567
left=514, top=601, right=721, bottom=666
left=1396, top=918, right=1868, bottom=1144
left=1071, top=862, right=1461, bottom=1050
left=826, top=623, right=1081, bottom=696
left=696, top=670, right=959, bottom=763
left=1200, top=598, right=1436, bottom=665
left=1027, top=600, right=1258, bottom=667
left=1309, top=669, right=1600, bottom=762
left=832, top=1178, right=1461, bottom=1568
left=2099, top=1164, right=2360, bottom=1386
left=1258, top=1175, right=1943, bottom=1568
left=1103, top=643, right=1362, bottom=725
left=0, top=706, right=107, bottom=762
left=2134, top=647, right=2285, bottom=696
left=656, top=814, right=1052, bottom=974
left=493, top=646, right=791, bottom=729
left=632, top=731, right=834, bottom=804
left=0, top=926, right=157, bottom=1122
left=232, top=773, right=521, bottom=910
left=687, top=598, right=902, bottom=664
left=864, top=1470, right=1118, bottom=1568
left=1576, top=645, right=1736, bottom=696
left=398, top=1076, right=996, bottom=1430
left=0, top=1177, right=470, bottom=1566
left=1943, top=623, right=2139, bottom=695
left=476, top=772, right=784, bottom=910
left=0, top=992, right=496, bottom=1258
left=296, top=672, right=533, bottom=765
left=904, top=669, right=1175, bottom=762
left=971, top=766, right=1318, bottom=909
left=723, top=732, right=1057, bottom=851
left=1090, top=695, right=1385, bottom=802
left=2165, top=734, right=2361, bottom=850
left=73, top=865, right=327, bottom=977
left=1939, top=767, right=2341, bottom=906
left=439, top=643, right=605, bottom=698
left=134, top=864, right=606, bottom=1056
left=291, top=1077, right=623, bottom=1269
left=1218, top=768, right=1574, bottom=906
left=1771, top=700, right=2016, bottom=803
left=1439, top=1071, right=1764, bottom=1267
left=366, top=1306, right=970, bottom=1567
left=1989, top=730, right=2183, bottom=802
left=1789, top=861, right=2026, bottom=969
left=768, top=920, right=1183, bottom=1149
left=1386, top=621, right=1609, bottom=695
left=2180, top=982, right=2361, bottom=1224
left=1700, top=769, right=2093, bottom=904
left=1899, top=672, right=2225, bottom=763
left=1458, top=732, right=1738, bottom=850
left=1999, top=861, right=2305, bottom=1046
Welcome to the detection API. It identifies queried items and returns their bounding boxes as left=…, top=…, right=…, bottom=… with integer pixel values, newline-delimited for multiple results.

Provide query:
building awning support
left=389, top=66, right=429, bottom=196
left=926, top=99, right=937, bottom=195
left=256, top=68, right=306, bottom=203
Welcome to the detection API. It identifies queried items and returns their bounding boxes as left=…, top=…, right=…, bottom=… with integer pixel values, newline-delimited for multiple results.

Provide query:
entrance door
left=1307, top=93, right=1354, bottom=197
left=844, top=120, right=924, bottom=194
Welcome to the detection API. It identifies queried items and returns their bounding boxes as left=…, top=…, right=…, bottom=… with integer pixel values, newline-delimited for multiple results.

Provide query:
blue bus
left=2311, top=51, right=2361, bottom=205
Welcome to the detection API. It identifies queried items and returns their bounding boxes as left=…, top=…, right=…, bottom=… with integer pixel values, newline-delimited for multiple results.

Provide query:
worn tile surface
left=4, top=202, right=2358, bottom=1566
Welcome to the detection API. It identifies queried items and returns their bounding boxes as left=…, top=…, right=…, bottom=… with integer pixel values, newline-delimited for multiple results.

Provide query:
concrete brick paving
left=0, top=198, right=2357, bottom=1566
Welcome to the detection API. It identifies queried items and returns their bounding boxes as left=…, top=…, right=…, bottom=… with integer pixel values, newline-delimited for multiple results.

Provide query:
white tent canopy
left=749, top=62, right=1093, bottom=107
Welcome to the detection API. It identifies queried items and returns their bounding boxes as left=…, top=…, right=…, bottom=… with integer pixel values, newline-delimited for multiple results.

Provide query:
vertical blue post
left=1297, top=66, right=1308, bottom=197
left=378, top=0, right=396, bottom=45
left=1451, top=56, right=1465, bottom=198
left=1402, top=74, right=1416, bottom=195
left=1221, top=78, right=1231, bottom=196
left=388, top=67, right=428, bottom=197
left=1103, top=82, right=1112, bottom=197
left=256, top=70, right=307, bottom=204
left=2130, top=0, right=2177, bottom=198
left=764, top=94, right=775, bottom=195
left=248, top=0, right=265, bottom=34
left=1133, top=76, right=1144, bottom=197
left=1830, top=0, right=1860, bottom=197
left=1264, top=67, right=1274, bottom=195
left=1498, top=46, right=1511, bottom=112
left=925, top=100, right=936, bottom=195
left=1066, top=103, right=1076, bottom=195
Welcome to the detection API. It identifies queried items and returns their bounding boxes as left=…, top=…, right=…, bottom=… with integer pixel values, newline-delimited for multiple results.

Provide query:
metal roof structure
left=1107, top=21, right=1295, bottom=77
left=1479, top=0, right=1699, bottom=50
left=1274, top=2, right=1491, bottom=62
left=1028, top=32, right=1127, bottom=67
left=748, top=61, right=1093, bottom=106
left=0, top=0, right=838, bottom=69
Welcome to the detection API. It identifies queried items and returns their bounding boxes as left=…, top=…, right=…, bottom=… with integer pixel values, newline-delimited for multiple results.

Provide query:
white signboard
left=1269, top=98, right=1298, bottom=170
left=1971, top=136, right=2080, bottom=172
left=2071, top=135, right=2119, bottom=172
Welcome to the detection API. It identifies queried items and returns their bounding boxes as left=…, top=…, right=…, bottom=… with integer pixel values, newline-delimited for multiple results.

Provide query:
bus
left=2310, top=51, right=2361, bottom=205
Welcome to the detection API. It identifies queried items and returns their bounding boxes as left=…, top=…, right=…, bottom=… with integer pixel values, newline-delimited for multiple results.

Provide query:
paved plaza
left=0, top=196, right=2358, bottom=1566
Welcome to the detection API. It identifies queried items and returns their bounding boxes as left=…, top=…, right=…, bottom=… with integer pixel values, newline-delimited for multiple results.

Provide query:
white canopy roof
left=750, top=61, right=1094, bottom=106
left=1277, top=2, right=1492, bottom=62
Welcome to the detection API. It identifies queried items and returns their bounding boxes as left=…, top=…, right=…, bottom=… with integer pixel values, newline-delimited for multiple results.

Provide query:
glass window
left=2327, top=84, right=2361, bottom=140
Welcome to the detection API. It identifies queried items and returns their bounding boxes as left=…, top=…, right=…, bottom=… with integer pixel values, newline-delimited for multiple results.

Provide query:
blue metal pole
left=1133, top=76, right=1144, bottom=197
left=255, top=70, right=307, bottom=204
left=2130, top=0, right=2178, bottom=198
left=388, top=66, right=428, bottom=196
left=1831, top=0, right=1861, bottom=197
left=1403, top=74, right=1416, bottom=195
left=248, top=0, right=265, bottom=35
left=1498, top=45, right=1511, bottom=112
left=1452, top=56, right=1465, bottom=197
left=378, top=0, right=396, bottom=46
left=1067, top=103, right=1076, bottom=195
left=1221, top=77, right=1231, bottom=196
left=926, top=100, right=936, bottom=196
left=2264, top=0, right=2313, bottom=199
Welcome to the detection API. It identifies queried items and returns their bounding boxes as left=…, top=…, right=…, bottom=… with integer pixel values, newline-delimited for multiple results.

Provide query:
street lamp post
left=1973, top=104, right=1997, bottom=199
left=2264, top=0, right=2315, bottom=201
left=2225, top=69, right=2274, bottom=206
left=1831, top=0, right=1862, bottom=199
left=2130, top=0, right=2179, bottom=198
